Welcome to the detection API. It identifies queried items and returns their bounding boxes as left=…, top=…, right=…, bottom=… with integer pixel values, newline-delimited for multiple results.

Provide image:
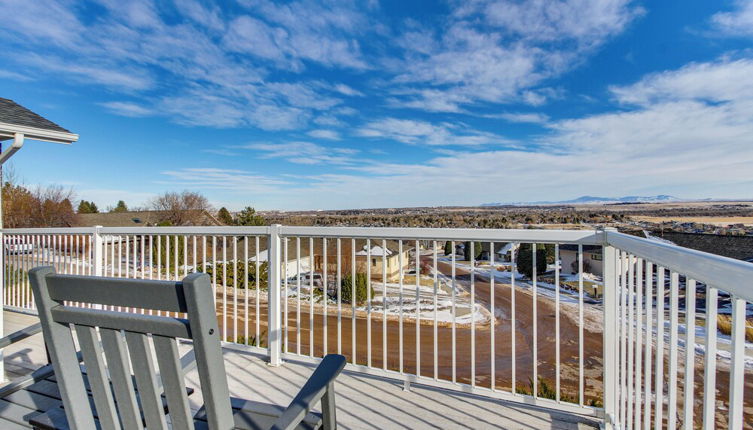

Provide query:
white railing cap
left=606, top=231, right=753, bottom=301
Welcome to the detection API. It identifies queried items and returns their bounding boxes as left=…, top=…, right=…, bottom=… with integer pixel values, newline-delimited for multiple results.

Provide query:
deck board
left=1, top=311, right=599, bottom=429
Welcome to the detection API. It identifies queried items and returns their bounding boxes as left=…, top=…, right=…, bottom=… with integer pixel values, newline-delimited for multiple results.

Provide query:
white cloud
left=0, top=0, right=362, bottom=131
left=357, top=118, right=511, bottom=146
left=100, top=101, right=153, bottom=117
left=307, top=129, right=341, bottom=140
left=489, top=112, right=550, bottom=124
left=241, top=141, right=357, bottom=164
left=609, top=57, right=753, bottom=106
left=711, top=0, right=753, bottom=37
left=389, top=0, right=642, bottom=112
left=227, top=0, right=369, bottom=70
left=462, top=0, right=643, bottom=44
left=0, top=69, right=34, bottom=82
left=159, top=168, right=290, bottom=193
left=0, top=0, right=83, bottom=48
left=333, top=84, right=364, bottom=96
left=173, top=0, right=225, bottom=31
left=174, top=56, right=753, bottom=209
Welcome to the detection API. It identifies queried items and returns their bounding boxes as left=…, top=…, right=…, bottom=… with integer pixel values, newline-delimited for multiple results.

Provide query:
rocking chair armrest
left=271, top=354, right=346, bottom=430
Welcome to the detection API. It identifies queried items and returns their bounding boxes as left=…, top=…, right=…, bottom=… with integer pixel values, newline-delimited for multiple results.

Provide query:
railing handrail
left=1, top=226, right=604, bottom=244
left=0, top=226, right=273, bottom=235
left=605, top=230, right=753, bottom=302
left=278, top=226, right=603, bottom=243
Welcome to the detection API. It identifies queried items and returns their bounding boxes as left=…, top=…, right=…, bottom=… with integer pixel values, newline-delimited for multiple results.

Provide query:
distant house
left=313, top=240, right=412, bottom=281
left=250, top=249, right=312, bottom=279
left=356, top=244, right=411, bottom=280
left=559, top=245, right=603, bottom=277
left=76, top=210, right=222, bottom=227
left=456, top=242, right=517, bottom=262
left=494, top=243, right=518, bottom=262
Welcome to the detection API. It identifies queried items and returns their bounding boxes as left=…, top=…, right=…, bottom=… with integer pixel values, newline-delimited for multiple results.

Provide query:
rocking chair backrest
left=28, top=266, right=234, bottom=430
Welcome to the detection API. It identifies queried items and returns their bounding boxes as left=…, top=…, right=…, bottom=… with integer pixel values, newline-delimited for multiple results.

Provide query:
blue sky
left=1, top=0, right=752, bottom=210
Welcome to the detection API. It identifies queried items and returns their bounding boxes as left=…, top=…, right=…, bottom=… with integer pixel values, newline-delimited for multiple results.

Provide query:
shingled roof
left=0, top=97, right=77, bottom=143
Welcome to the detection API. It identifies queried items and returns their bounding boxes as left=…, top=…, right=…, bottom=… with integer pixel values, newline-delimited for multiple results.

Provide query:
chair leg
left=321, top=382, right=337, bottom=430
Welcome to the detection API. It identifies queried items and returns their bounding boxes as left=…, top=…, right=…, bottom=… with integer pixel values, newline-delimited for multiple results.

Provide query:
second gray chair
left=28, top=266, right=346, bottom=430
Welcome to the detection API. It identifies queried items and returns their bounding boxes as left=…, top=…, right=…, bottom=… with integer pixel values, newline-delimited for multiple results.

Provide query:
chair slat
left=76, top=325, right=121, bottom=430
left=153, top=335, right=194, bottom=429
left=100, top=329, right=144, bottom=430
left=52, top=307, right=191, bottom=339
left=45, top=274, right=187, bottom=312
left=182, top=273, right=235, bottom=428
left=28, top=266, right=96, bottom=429
left=125, top=332, right=168, bottom=430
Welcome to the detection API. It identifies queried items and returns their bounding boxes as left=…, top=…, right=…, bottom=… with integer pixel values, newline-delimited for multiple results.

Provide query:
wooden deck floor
left=1, top=311, right=599, bottom=429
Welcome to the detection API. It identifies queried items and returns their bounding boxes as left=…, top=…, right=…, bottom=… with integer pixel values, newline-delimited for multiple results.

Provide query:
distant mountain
left=481, top=195, right=680, bottom=206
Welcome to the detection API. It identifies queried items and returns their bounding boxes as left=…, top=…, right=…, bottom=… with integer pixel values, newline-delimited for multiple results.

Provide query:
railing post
left=92, top=226, right=103, bottom=277
left=602, top=230, right=619, bottom=430
left=267, top=224, right=282, bottom=366
left=0, top=229, right=5, bottom=382
left=91, top=226, right=104, bottom=311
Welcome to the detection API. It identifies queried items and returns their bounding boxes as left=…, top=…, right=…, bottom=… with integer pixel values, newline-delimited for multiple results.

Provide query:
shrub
left=340, top=273, right=373, bottom=305
left=516, top=243, right=548, bottom=280
left=515, top=377, right=586, bottom=405
left=463, top=241, right=483, bottom=261
left=198, top=260, right=268, bottom=289
left=228, top=331, right=267, bottom=347
left=151, top=234, right=185, bottom=269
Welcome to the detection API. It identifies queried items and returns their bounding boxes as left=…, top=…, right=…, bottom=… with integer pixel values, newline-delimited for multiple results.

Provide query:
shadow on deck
left=2, top=311, right=598, bottom=429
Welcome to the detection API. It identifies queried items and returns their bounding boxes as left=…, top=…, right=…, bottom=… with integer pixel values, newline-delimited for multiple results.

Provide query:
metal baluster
left=415, top=239, right=420, bottom=378
left=578, top=244, right=584, bottom=406
left=433, top=241, right=438, bottom=380
left=337, top=238, right=342, bottom=355
left=701, top=285, right=718, bottom=430
left=532, top=243, right=538, bottom=397
left=310, top=237, right=314, bottom=357
left=452, top=241, right=457, bottom=384
left=367, top=239, right=372, bottom=366
left=490, top=241, right=495, bottom=391
left=728, top=296, right=746, bottom=430
left=382, top=239, right=387, bottom=370
left=682, top=279, right=696, bottom=430
left=642, top=262, right=653, bottom=430
left=398, top=240, right=404, bottom=374
left=667, top=271, right=679, bottom=430
left=555, top=243, right=560, bottom=402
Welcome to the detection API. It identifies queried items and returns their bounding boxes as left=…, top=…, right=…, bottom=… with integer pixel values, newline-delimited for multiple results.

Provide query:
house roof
left=356, top=245, right=394, bottom=257
left=0, top=98, right=78, bottom=143
left=76, top=210, right=223, bottom=227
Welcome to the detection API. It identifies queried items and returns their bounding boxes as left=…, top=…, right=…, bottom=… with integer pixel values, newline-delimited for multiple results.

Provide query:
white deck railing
left=0, top=225, right=750, bottom=429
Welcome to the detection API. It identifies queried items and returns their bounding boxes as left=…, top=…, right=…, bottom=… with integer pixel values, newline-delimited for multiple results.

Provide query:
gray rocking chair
left=28, top=267, right=346, bottom=430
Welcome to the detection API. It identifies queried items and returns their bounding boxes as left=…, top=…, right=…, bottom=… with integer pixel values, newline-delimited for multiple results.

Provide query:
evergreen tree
left=77, top=200, right=99, bottom=214
left=112, top=200, right=128, bottom=213
left=463, top=241, right=483, bottom=261
left=444, top=241, right=453, bottom=256
left=340, top=273, right=373, bottom=305
left=217, top=207, right=234, bottom=225
left=235, top=206, right=266, bottom=226
left=516, top=243, right=548, bottom=280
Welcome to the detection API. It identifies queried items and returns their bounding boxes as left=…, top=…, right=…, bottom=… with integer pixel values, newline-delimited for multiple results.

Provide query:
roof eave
left=0, top=122, right=79, bottom=144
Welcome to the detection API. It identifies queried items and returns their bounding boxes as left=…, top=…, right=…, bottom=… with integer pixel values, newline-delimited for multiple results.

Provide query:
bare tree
left=150, top=191, right=213, bottom=226
left=2, top=168, right=76, bottom=227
